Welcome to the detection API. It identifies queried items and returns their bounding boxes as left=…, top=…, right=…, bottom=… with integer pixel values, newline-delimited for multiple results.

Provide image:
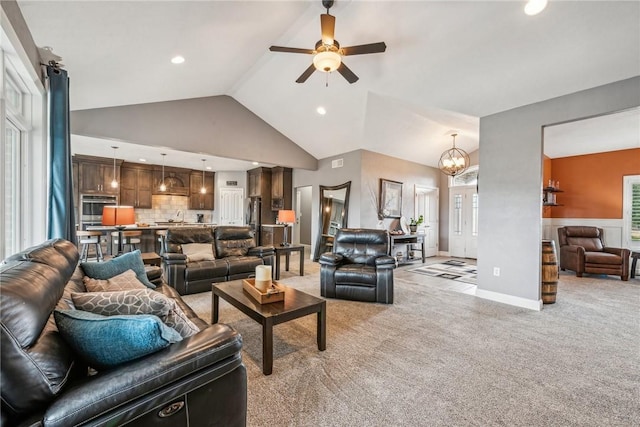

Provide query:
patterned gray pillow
left=71, top=289, right=200, bottom=338
left=83, top=269, right=147, bottom=292
left=71, top=289, right=171, bottom=317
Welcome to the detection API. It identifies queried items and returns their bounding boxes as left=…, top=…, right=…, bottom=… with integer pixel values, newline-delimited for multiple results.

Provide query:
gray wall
left=360, top=150, right=440, bottom=230
left=293, top=149, right=444, bottom=258
left=70, top=96, right=318, bottom=170
left=293, top=150, right=362, bottom=257
left=297, top=186, right=313, bottom=245
left=478, top=76, right=640, bottom=306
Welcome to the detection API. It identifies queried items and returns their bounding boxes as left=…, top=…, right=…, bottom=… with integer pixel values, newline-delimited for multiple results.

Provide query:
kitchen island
left=87, top=223, right=217, bottom=255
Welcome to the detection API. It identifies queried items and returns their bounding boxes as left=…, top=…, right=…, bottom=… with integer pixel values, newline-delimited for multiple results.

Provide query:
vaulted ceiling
left=17, top=1, right=640, bottom=170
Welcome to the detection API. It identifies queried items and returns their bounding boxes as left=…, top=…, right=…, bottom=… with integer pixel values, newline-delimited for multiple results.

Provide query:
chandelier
left=438, top=133, right=470, bottom=177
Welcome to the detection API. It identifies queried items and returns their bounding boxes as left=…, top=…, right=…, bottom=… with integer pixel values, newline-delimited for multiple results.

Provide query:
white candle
left=255, top=265, right=272, bottom=292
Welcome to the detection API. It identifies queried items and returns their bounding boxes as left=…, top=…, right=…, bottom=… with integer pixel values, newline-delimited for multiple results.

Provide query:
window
left=623, top=175, right=640, bottom=250
left=3, top=120, right=22, bottom=256
left=1, top=38, right=46, bottom=259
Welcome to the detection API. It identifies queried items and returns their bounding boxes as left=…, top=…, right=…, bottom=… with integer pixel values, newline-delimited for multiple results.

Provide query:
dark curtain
left=46, top=65, right=76, bottom=243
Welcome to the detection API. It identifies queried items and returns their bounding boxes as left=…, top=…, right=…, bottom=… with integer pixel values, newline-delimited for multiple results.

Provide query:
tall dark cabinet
left=270, top=166, right=292, bottom=211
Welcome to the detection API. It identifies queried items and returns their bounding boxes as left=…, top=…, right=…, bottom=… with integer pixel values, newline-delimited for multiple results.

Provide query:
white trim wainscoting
left=542, top=218, right=625, bottom=264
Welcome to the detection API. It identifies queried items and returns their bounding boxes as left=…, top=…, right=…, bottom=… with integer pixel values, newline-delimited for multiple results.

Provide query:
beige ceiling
left=17, top=1, right=640, bottom=169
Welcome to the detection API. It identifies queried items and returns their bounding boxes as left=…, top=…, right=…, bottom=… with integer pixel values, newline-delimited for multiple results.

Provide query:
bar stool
left=111, top=231, right=142, bottom=254
left=76, top=231, right=104, bottom=262
left=156, top=230, right=167, bottom=255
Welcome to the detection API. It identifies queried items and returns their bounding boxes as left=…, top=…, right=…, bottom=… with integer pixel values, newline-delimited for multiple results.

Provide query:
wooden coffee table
left=211, top=281, right=326, bottom=375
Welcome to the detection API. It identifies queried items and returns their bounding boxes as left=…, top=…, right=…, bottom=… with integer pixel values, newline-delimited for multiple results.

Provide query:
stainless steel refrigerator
left=247, top=196, right=262, bottom=245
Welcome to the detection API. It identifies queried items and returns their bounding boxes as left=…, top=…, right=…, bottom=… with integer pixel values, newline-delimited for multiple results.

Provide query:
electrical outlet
left=493, top=267, right=500, bottom=276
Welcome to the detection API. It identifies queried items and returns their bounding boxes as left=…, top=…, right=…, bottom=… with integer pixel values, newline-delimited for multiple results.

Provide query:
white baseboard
left=438, top=251, right=450, bottom=257
left=475, top=288, right=543, bottom=311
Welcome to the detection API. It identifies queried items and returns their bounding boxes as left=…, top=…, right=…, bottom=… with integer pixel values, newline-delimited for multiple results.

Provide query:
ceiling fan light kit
left=313, top=50, right=341, bottom=72
left=438, top=133, right=470, bottom=177
left=269, top=0, right=386, bottom=84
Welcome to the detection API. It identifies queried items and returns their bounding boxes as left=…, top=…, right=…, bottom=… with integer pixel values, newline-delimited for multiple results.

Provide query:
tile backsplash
left=134, top=195, right=214, bottom=224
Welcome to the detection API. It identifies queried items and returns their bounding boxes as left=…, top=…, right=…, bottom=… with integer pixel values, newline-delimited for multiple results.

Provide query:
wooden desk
left=273, top=245, right=305, bottom=280
left=389, top=234, right=426, bottom=264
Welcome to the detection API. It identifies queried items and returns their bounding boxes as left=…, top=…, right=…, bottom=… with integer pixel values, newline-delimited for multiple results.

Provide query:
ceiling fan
left=269, top=0, right=386, bottom=84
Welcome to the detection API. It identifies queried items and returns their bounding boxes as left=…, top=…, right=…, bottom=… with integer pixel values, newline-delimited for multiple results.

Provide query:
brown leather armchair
left=558, top=226, right=630, bottom=281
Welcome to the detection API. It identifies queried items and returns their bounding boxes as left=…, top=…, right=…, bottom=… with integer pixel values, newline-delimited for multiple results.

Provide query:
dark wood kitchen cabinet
left=247, top=167, right=271, bottom=199
left=74, top=155, right=122, bottom=195
left=120, top=163, right=153, bottom=208
left=270, top=166, right=292, bottom=211
left=152, top=166, right=190, bottom=196
left=189, top=170, right=215, bottom=210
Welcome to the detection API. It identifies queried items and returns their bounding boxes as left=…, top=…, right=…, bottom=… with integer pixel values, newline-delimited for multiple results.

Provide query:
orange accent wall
left=545, top=148, right=640, bottom=219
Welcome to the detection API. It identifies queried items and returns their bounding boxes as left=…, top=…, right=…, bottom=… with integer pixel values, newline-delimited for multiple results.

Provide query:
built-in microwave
left=80, top=194, right=118, bottom=229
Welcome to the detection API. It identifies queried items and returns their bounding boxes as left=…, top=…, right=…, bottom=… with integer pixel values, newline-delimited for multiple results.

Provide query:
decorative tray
left=242, top=279, right=285, bottom=304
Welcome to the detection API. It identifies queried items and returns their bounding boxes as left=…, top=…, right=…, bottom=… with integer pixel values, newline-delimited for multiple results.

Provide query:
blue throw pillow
left=54, top=309, right=182, bottom=370
left=81, top=250, right=155, bottom=289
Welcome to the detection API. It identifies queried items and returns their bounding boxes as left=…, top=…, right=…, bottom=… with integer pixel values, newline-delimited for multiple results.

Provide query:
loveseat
left=1, top=239, right=247, bottom=427
left=163, top=226, right=275, bottom=295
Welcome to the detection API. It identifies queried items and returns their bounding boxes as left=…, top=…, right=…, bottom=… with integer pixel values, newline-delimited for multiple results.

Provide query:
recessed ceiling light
left=206, top=166, right=212, bottom=170
left=316, top=106, right=327, bottom=115
left=171, top=56, right=185, bottom=64
left=252, top=161, right=259, bottom=166
left=524, top=0, right=547, bottom=16
left=139, top=158, right=146, bottom=162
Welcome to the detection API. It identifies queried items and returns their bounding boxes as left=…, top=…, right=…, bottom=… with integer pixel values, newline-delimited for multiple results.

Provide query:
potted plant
left=409, top=215, right=424, bottom=233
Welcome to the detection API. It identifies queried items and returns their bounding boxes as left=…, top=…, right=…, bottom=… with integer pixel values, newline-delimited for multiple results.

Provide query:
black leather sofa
left=320, top=228, right=396, bottom=304
left=1, top=239, right=247, bottom=427
left=163, top=226, right=275, bottom=295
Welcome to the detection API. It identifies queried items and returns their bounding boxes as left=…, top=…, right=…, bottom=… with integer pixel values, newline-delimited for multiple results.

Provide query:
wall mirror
left=313, top=181, right=351, bottom=261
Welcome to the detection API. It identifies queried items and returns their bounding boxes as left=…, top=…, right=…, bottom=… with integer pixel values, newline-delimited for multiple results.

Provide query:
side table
left=273, top=245, right=305, bottom=280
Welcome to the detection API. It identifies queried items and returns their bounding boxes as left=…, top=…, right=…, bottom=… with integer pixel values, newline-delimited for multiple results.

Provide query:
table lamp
left=102, top=205, right=135, bottom=256
left=277, top=210, right=296, bottom=246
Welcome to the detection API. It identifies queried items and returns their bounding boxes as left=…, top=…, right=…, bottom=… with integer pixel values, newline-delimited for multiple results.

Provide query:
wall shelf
left=543, top=187, right=563, bottom=206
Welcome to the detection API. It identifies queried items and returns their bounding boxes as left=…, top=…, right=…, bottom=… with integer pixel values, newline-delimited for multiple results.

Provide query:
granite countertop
left=87, top=223, right=217, bottom=231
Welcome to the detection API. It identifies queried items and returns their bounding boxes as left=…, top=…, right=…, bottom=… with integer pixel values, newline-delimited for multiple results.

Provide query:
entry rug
left=409, top=259, right=477, bottom=285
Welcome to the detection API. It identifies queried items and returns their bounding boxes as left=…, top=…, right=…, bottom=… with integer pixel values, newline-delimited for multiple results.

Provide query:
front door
left=449, top=186, right=478, bottom=259
left=414, top=185, right=439, bottom=257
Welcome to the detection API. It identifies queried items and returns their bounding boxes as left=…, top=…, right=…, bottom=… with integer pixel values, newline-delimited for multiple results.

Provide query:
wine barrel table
left=541, top=240, right=559, bottom=304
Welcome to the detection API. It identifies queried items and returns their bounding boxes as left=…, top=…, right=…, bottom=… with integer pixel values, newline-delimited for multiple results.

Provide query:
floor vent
left=332, top=158, right=344, bottom=168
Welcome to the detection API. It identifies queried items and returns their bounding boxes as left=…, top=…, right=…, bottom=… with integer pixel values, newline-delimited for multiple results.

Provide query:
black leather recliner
left=1, top=239, right=247, bottom=427
left=320, top=228, right=396, bottom=304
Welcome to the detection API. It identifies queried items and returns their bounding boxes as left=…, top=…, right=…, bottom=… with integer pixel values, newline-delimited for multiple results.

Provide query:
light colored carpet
left=182, top=257, right=639, bottom=427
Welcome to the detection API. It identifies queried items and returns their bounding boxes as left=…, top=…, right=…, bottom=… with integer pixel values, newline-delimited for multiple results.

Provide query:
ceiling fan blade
left=320, top=13, right=336, bottom=45
left=337, top=62, right=359, bottom=84
left=296, top=64, right=316, bottom=83
left=341, top=42, right=387, bottom=56
left=269, top=46, right=315, bottom=55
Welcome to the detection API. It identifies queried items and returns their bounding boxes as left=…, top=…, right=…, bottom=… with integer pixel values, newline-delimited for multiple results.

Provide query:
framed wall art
left=380, top=179, right=402, bottom=218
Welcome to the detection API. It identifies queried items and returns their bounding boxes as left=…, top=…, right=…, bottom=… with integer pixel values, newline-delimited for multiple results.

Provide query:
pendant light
left=438, top=133, right=470, bottom=177
left=110, top=146, right=119, bottom=188
left=200, top=159, right=206, bottom=194
left=159, top=153, right=167, bottom=192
